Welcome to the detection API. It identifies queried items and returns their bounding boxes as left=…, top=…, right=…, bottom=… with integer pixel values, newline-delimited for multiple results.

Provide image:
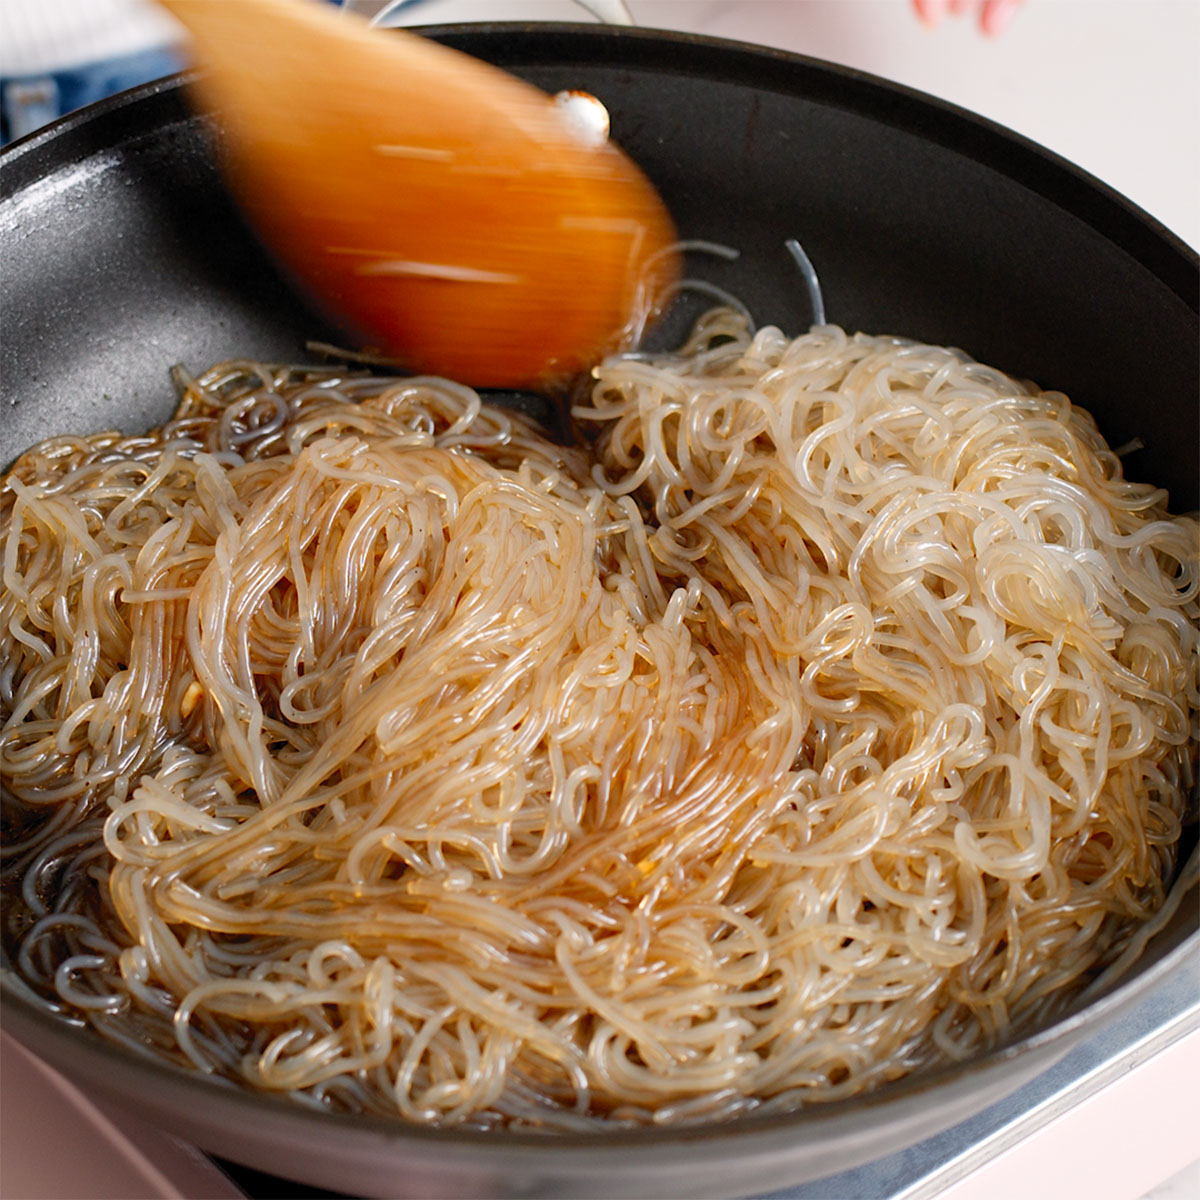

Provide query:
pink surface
left=0, top=1033, right=242, bottom=1200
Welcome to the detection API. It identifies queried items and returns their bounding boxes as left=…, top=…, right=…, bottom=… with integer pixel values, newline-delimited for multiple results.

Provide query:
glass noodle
left=1, top=310, right=1196, bottom=1128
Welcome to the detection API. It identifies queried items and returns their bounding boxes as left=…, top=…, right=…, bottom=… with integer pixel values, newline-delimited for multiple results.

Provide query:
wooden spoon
left=160, top=0, right=678, bottom=388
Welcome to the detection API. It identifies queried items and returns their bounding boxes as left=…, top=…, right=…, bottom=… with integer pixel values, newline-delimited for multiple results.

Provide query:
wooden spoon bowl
left=161, top=0, right=678, bottom=388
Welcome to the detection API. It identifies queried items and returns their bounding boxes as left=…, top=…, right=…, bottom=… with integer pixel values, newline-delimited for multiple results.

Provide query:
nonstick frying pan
left=1, top=24, right=1197, bottom=1200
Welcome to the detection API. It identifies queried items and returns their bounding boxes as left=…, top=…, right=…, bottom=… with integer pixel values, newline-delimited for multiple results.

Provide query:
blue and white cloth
left=0, top=0, right=186, bottom=143
left=2, top=46, right=185, bottom=143
left=0, top=0, right=387, bottom=145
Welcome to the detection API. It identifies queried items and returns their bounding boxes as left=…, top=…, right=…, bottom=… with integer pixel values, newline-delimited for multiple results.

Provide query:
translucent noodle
left=2, top=313, right=1196, bottom=1128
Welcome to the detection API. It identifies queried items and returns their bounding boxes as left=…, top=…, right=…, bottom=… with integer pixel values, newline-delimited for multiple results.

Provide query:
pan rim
left=4, top=919, right=1197, bottom=1157
left=2, top=21, right=1196, bottom=304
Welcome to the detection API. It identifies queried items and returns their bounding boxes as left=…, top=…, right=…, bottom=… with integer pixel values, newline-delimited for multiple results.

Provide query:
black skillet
left=1, top=24, right=1197, bottom=1200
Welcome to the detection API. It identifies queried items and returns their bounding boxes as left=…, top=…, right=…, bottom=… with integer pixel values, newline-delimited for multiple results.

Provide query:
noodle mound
left=2, top=312, right=1197, bottom=1128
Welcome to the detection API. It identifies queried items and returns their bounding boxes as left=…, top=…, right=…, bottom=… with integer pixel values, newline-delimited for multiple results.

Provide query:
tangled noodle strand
left=2, top=312, right=1196, bottom=1128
